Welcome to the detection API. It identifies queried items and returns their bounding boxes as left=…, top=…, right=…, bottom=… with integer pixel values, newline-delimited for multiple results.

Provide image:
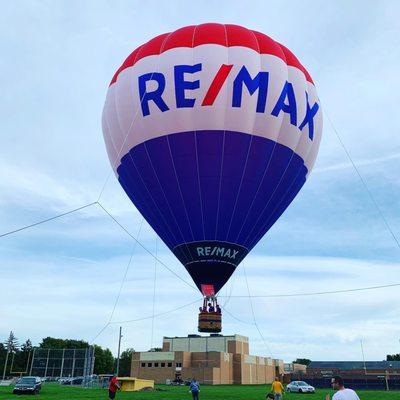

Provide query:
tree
left=149, top=347, right=163, bottom=352
left=387, top=354, right=400, bottom=361
left=21, top=339, right=32, bottom=353
left=93, top=345, right=114, bottom=375
left=0, top=343, right=7, bottom=377
left=2, top=332, right=20, bottom=378
left=118, top=348, right=135, bottom=377
left=292, top=358, right=311, bottom=366
left=39, top=337, right=65, bottom=349
left=39, top=337, right=88, bottom=349
left=4, top=332, right=19, bottom=353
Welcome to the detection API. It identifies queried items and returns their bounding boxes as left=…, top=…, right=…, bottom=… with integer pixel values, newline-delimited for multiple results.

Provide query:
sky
left=1, top=0, right=400, bottom=363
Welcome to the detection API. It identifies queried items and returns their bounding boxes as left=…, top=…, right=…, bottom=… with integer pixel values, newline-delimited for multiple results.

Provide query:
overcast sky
left=1, top=0, right=400, bottom=363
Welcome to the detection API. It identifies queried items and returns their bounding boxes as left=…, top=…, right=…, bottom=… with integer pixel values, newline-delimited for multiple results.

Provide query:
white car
left=286, top=381, right=315, bottom=393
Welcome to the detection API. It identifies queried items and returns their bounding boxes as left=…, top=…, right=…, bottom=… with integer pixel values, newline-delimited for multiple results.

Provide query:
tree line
left=0, top=332, right=135, bottom=377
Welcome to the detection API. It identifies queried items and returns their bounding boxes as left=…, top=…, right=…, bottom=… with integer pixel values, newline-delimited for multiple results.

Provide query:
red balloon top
left=110, top=23, right=313, bottom=86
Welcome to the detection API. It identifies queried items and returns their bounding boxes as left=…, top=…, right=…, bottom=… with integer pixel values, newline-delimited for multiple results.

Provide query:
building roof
left=163, top=334, right=248, bottom=340
left=308, top=361, right=400, bottom=370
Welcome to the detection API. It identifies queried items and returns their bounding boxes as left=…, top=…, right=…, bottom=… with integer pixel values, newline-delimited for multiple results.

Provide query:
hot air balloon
left=102, top=23, right=322, bottom=333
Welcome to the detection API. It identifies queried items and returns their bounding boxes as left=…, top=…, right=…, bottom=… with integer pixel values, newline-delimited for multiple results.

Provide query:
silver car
left=286, top=381, right=315, bottom=393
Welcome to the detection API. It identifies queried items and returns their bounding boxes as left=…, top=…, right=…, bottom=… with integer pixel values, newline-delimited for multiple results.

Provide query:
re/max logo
left=138, top=63, right=320, bottom=140
left=196, top=246, right=239, bottom=259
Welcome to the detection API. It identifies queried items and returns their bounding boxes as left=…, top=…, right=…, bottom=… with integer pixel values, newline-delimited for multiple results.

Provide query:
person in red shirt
left=108, top=375, right=120, bottom=400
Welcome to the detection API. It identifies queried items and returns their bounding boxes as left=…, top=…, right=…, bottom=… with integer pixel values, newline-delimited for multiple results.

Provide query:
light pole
left=360, top=340, right=368, bottom=388
left=2, top=350, right=10, bottom=380
left=116, top=327, right=123, bottom=376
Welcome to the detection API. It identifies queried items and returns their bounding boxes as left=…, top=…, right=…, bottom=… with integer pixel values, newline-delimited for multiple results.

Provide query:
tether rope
left=107, top=219, right=144, bottom=323
left=151, top=236, right=158, bottom=348
left=0, top=202, right=98, bottom=238
left=111, top=298, right=202, bottom=324
left=218, top=282, right=400, bottom=298
left=96, top=202, right=197, bottom=292
left=326, top=112, right=400, bottom=250
left=242, top=262, right=274, bottom=358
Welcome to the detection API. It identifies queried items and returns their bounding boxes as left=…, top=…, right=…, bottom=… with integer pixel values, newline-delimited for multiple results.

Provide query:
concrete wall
left=227, top=338, right=249, bottom=355
left=182, top=367, right=216, bottom=384
left=139, top=352, right=174, bottom=361
left=231, top=353, right=276, bottom=384
left=219, top=353, right=233, bottom=384
left=163, top=335, right=248, bottom=354
left=132, top=351, right=277, bottom=385
left=162, top=342, right=170, bottom=351
left=188, top=352, right=233, bottom=384
left=131, top=351, right=189, bottom=384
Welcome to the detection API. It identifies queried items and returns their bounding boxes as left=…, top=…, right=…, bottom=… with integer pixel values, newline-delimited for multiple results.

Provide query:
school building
left=131, top=334, right=284, bottom=384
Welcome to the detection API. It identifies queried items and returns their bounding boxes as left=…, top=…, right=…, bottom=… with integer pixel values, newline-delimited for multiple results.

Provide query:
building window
left=168, top=362, right=172, bottom=367
left=176, top=362, right=182, bottom=367
left=155, top=362, right=159, bottom=367
left=141, top=363, right=145, bottom=367
left=161, top=362, right=165, bottom=367
left=148, top=363, right=152, bottom=367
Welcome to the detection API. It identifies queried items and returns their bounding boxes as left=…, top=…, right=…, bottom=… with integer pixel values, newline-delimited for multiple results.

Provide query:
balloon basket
left=198, top=312, right=222, bottom=333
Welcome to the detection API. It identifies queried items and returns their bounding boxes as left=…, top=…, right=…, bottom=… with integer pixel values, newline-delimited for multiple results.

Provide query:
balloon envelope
left=102, top=23, right=322, bottom=293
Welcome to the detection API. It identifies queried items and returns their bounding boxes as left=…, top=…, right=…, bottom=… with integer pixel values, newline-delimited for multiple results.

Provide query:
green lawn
left=0, top=384, right=397, bottom=400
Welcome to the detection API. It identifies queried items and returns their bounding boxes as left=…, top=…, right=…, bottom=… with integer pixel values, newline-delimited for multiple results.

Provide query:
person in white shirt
left=326, top=375, right=360, bottom=400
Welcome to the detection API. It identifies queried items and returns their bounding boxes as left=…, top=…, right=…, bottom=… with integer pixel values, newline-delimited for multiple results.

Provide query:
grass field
left=0, top=384, right=398, bottom=400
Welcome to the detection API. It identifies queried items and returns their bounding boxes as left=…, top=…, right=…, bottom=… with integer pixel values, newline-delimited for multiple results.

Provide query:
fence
left=303, top=376, right=400, bottom=391
left=29, top=347, right=95, bottom=378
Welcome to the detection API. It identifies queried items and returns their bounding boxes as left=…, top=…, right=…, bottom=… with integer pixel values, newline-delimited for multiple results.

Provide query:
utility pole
left=385, top=370, right=389, bottom=391
left=360, top=340, right=367, bottom=373
left=116, top=327, right=123, bottom=376
left=2, top=350, right=10, bottom=380
left=360, top=339, right=368, bottom=389
left=29, top=348, right=36, bottom=376
left=2, top=331, right=13, bottom=381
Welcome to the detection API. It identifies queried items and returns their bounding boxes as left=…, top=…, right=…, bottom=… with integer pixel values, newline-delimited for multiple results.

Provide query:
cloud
left=1, top=249, right=399, bottom=361
left=0, top=159, right=95, bottom=210
left=314, top=152, right=400, bottom=174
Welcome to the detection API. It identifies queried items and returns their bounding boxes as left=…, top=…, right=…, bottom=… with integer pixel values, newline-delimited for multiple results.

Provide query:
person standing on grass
left=326, top=376, right=360, bottom=400
left=189, top=377, right=200, bottom=400
left=108, top=375, right=120, bottom=400
left=271, top=377, right=284, bottom=400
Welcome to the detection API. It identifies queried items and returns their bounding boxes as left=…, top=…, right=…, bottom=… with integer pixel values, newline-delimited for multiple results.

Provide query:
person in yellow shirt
left=271, top=377, right=284, bottom=400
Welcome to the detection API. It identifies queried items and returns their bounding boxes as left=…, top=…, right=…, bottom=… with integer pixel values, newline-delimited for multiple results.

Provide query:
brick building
left=307, top=361, right=400, bottom=378
left=284, top=363, right=307, bottom=375
left=304, top=361, right=400, bottom=390
left=131, top=334, right=284, bottom=384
